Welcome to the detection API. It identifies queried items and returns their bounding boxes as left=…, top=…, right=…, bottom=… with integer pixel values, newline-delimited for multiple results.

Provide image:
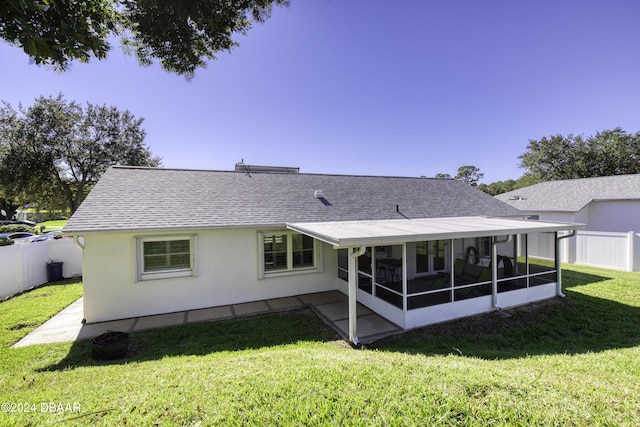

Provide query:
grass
left=0, top=279, right=83, bottom=347
left=36, top=220, right=68, bottom=231
left=0, top=266, right=638, bottom=426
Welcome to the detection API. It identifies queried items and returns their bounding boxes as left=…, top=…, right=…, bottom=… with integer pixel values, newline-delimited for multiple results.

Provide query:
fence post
left=17, top=244, right=23, bottom=294
left=629, top=231, right=636, bottom=272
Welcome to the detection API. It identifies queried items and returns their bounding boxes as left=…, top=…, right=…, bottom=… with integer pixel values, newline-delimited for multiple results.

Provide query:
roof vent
left=234, top=162, right=299, bottom=173
left=509, top=196, right=526, bottom=201
left=314, top=190, right=331, bottom=206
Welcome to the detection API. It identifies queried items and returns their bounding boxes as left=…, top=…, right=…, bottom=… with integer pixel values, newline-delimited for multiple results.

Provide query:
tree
left=434, top=173, right=451, bottom=179
left=0, top=95, right=161, bottom=215
left=0, top=0, right=289, bottom=78
left=455, top=165, right=484, bottom=187
left=518, top=128, right=640, bottom=182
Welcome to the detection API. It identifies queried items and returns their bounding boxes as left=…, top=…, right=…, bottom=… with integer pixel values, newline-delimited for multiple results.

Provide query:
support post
left=402, top=243, right=407, bottom=312
left=348, top=246, right=366, bottom=345
left=555, top=230, right=576, bottom=297
left=491, top=235, right=512, bottom=309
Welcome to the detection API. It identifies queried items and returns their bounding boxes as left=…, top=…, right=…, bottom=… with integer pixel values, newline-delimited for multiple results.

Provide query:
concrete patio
left=13, top=291, right=403, bottom=348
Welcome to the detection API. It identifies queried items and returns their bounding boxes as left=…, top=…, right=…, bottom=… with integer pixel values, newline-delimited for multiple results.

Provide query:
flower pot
left=91, top=331, right=129, bottom=360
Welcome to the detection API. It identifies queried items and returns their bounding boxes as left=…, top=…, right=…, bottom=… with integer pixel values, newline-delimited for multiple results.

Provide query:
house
left=496, top=174, right=640, bottom=272
left=495, top=174, right=640, bottom=232
left=63, top=166, right=583, bottom=344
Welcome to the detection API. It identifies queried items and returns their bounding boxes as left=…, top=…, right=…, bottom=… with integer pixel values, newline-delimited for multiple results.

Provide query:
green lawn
left=0, top=266, right=638, bottom=426
left=36, top=220, right=68, bottom=231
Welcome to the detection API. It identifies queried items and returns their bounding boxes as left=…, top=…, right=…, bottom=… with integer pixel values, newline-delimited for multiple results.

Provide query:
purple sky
left=2, top=0, right=640, bottom=183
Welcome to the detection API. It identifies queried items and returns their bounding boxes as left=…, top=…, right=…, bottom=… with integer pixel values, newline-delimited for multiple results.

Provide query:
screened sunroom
left=288, top=216, right=583, bottom=344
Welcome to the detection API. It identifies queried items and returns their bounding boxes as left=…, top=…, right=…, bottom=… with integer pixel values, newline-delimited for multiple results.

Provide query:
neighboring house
left=63, top=166, right=582, bottom=344
left=496, top=174, right=640, bottom=272
left=495, top=174, right=640, bottom=232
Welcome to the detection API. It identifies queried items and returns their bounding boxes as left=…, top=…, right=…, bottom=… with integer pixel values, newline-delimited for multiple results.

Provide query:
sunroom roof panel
left=286, top=216, right=584, bottom=247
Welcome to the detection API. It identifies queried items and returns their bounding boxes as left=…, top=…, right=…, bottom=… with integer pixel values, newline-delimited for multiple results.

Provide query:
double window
left=136, top=235, right=195, bottom=281
left=259, top=231, right=319, bottom=278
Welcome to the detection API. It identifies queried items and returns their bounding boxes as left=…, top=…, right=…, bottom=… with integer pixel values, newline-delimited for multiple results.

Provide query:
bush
left=0, top=224, right=38, bottom=234
left=0, top=237, right=14, bottom=246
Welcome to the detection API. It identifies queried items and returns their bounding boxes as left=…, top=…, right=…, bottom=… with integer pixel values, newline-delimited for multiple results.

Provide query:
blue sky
left=2, top=0, right=640, bottom=183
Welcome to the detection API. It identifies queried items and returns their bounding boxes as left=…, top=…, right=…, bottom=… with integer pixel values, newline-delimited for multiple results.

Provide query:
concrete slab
left=14, top=291, right=405, bottom=347
left=135, top=312, right=186, bottom=331
left=76, top=319, right=136, bottom=340
left=298, top=291, right=347, bottom=305
left=187, top=306, right=233, bottom=323
left=266, top=296, right=304, bottom=311
left=12, top=299, right=85, bottom=348
left=233, top=300, right=270, bottom=316
left=333, top=314, right=400, bottom=342
left=14, top=326, right=80, bottom=347
left=314, top=300, right=372, bottom=321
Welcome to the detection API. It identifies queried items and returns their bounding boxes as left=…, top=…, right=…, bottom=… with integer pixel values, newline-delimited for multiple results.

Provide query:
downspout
left=72, top=235, right=85, bottom=251
left=491, top=235, right=512, bottom=310
left=348, top=245, right=366, bottom=346
left=555, top=230, right=576, bottom=298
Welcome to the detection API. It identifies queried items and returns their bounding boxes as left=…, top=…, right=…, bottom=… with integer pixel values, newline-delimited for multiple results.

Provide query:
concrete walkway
left=13, top=291, right=402, bottom=348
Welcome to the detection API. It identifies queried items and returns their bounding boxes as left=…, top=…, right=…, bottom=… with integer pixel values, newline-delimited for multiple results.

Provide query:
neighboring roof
left=64, top=166, right=521, bottom=233
left=496, top=174, right=640, bottom=212
left=287, top=217, right=584, bottom=248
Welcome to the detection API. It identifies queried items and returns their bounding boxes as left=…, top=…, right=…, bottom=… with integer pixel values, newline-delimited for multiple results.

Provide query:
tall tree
left=455, top=165, right=484, bottom=187
left=0, top=0, right=288, bottom=78
left=0, top=95, right=161, bottom=214
left=519, top=128, right=640, bottom=182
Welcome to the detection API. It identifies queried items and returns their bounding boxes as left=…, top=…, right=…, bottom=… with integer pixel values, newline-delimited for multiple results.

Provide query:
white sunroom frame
left=287, top=216, right=584, bottom=345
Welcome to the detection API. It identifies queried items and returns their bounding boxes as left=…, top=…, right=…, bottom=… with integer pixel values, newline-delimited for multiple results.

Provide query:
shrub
left=0, top=237, right=14, bottom=246
left=0, top=224, right=38, bottom=234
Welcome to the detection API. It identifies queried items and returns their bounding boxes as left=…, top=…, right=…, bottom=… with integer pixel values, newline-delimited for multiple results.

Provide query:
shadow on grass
left=40, top=309, right=342, bottom=372
left=373, top=268, right=640, bottom=359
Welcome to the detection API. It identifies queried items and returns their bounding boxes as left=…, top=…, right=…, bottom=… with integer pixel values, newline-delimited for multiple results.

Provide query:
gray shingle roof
left=64, top=166, right=521, bottom=233
left=496, top=174, right=640, bottom=212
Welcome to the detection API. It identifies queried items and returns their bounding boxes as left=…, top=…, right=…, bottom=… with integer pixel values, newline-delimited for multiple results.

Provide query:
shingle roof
left=64, top=166, right=521, bottom=233
left=496, top=174, right=640, bottom=212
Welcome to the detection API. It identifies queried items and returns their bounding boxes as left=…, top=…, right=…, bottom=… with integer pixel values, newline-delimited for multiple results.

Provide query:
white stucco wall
left=533, top=211, right=577, bottom=223
left=81, top=227, right=339, bottom=323
left=585, top=200, right=640, bottom=232
left=527, top=200, right=640, bottom=233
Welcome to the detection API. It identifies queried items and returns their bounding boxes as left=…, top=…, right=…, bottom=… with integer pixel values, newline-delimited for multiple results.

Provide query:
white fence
left=0, top=238, right=82, bottom=299
left=571, top=231, right=640, bottom=272
left=523, top=231, right=640, bottom=272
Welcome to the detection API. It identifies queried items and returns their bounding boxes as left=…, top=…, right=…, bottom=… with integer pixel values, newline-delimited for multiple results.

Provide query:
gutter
left=555, top=230, right=576, bottom=298
left=491, top=235, right=512, bottom=310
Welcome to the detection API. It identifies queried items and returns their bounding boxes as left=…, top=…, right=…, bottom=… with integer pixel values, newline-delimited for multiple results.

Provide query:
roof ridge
left=110, top=165, right=454, bottom=180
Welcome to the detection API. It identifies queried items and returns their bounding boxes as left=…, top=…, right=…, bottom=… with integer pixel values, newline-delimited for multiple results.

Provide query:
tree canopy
left=454, top=165, right=484, bottom=187
left=0, top=0, right=289, bottom=78
left=0, top=95, right=161, bottom=215
left=519, top=128, right=640, bottom=183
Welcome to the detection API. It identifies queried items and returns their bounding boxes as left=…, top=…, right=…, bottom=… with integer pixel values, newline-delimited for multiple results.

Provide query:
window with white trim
left=136, top=235, right=195, bottom=281
left=259, top=231, right=320, bottom=278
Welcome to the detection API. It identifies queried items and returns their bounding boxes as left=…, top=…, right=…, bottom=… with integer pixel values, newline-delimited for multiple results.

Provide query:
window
left=259, top=231, right=320, bottom=278
left=136, top=235, right=195, bottom=281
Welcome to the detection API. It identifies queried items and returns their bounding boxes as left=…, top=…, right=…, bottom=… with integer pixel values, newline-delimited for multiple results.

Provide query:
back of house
left=64, top=166, right=582, bottom=341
